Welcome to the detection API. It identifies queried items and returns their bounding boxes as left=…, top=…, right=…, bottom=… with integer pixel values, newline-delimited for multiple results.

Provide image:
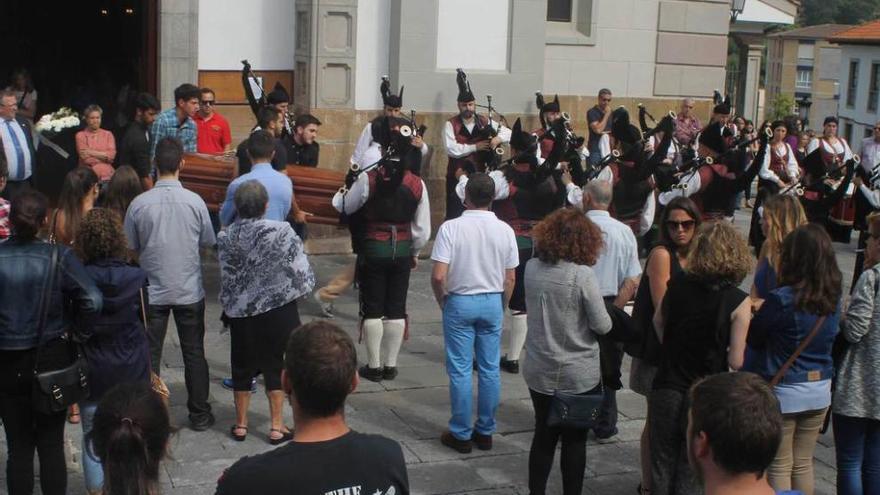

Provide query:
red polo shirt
left=194, top=112, right=232, bottom=154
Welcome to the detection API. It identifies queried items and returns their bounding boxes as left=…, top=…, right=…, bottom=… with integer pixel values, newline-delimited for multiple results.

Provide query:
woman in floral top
left=217, top=180, right=315, bottom=444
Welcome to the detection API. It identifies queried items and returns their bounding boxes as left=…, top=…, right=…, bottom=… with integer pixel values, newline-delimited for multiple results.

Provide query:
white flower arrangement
left=35, top=107, right=81, bottom=135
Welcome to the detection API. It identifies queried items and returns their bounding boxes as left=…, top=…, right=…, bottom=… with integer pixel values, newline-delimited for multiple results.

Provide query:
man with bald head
left=674, top=97, right=701, bottom=150
left=583, top=179, right=641, bottom=440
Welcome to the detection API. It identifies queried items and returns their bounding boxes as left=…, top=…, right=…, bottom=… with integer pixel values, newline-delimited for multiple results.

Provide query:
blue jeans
left=443, top=293, right=503, bottom=440
left=833, top=413, right=880, bottom=495
left=79, top=401, right=104, bottom=493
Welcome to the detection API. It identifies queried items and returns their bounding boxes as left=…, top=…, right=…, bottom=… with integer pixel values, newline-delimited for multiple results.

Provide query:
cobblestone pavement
left=1, top=210, right=849, bottom=494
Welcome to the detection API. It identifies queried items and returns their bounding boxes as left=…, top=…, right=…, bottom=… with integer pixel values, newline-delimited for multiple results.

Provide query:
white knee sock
left=382, top=319, right=406, bottom=368
left=506, top=313, right=528, bottom=361
left=362, top=318, right=383, bottom=369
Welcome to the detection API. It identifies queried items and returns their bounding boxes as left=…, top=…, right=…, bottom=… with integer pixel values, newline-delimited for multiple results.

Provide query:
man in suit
left=0, top=90, right=36, bottom=200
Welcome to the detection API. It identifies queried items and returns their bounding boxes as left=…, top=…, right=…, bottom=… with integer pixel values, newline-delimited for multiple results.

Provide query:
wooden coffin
left=180, top=153, right=238, bottom=212
left=286, top=164, right=345, bottom=226
left=180, top=154, right=345, bottom=226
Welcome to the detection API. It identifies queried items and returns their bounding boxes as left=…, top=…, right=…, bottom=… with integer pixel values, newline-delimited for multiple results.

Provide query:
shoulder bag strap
left=32, top=244, right=60, bottom=373
left=48, top=209, right=60, bottom=245
left=769, top=315, right=827, bottom=387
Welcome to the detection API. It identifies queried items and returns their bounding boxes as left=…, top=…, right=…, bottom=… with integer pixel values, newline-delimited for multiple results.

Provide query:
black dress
left=33, top=127, right=79, bottom=206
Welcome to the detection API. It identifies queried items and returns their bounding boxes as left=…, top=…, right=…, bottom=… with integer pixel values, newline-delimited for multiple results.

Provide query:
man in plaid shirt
left=150, top=83, right=200, bottom=161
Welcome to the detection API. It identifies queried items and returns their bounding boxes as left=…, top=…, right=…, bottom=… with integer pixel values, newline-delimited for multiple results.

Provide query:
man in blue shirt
left=220, top=130, right=293, bottom=226
left=150, top=83, right=200, bottom=161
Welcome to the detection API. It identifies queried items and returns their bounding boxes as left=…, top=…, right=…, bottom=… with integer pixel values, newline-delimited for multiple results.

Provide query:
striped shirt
left=149, top=108, right=197, bottom=160
left=0, top=118, right=33, bottom=181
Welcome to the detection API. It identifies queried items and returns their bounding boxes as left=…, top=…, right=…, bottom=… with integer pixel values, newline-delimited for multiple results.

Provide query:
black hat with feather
left=535, top=92, right=560, bottom=114
left=610, top=107, right=642, bottom=145
left=380, top=76, right=404, bottom=108
left=266, top=82, right=290, bottom=105
left=509, top=118, right=537, bottom=154
left=699, top=121, right=729, bottom=155
left=456, top=69, right=475, bottom=103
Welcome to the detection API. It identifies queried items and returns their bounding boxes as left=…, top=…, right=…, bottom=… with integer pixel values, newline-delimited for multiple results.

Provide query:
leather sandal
left=268, top=427, right=293, bottom=445
left=230, top=424, right=248, bottom=442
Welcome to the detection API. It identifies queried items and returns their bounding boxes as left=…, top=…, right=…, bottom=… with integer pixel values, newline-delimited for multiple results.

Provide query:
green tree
left=767, top=93, right=796, bottom=121
left=799, top=0, right=880, bottom=25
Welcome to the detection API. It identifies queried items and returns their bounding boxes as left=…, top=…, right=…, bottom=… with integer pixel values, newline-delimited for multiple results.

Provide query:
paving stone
left=407, top=460, right=494, bottom=495
left=403, top=435, right=524, bottom=463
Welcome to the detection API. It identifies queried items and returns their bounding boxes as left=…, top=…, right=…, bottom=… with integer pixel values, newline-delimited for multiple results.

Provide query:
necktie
left=5, top=120, right=26, bottom=180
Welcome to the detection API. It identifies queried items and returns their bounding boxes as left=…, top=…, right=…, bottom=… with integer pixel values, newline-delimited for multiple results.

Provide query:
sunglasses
left=200, top=100, right=215, bottom=106
left=666, top=220, right=696, bottom=230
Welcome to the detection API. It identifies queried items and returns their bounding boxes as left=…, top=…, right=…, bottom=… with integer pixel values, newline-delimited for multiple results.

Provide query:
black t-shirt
left=117, top=121, right=151, bottom=178
left=587, top=106, right=610, bottom=153
left=652, top=272, right=747, bottom=393
left=286, top=138, right=320, bottom=167
left=215, top=430, right=409, bottom=495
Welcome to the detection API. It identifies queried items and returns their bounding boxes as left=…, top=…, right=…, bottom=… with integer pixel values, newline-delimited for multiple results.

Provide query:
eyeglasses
left=200, top=100, right=215, bottom=106
left=665, top=220, right=696, bottom=231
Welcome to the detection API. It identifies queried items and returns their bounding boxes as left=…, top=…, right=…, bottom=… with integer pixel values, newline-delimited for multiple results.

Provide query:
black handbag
left=545, top=315, right=605, bottom=429
left=547, top=387, right=604, bottom=430
left=31, top=244, right=90, bottom=414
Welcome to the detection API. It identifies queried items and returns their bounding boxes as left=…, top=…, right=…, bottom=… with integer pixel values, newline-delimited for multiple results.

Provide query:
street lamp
left=798, top=95, right=812, bottom=128
left=731, top=0, right=746, bottom=20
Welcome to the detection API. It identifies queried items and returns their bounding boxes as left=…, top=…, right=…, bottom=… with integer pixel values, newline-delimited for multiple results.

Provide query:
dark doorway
left=0, top=0, right=158, bottom=131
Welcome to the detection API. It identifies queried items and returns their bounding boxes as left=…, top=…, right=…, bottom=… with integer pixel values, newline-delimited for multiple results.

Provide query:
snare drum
left=830, top=183, right=856, bottom=226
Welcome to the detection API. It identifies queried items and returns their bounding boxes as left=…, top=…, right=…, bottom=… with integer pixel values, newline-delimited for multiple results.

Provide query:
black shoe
left=358, top=365, right=384, bottom=382
left=268, top=428, right=294, bottom=445
left=190, top=413, right=216, bottom=432
left=440, top=431, right=472, bottom=453
left=230, top=424, right=248, bottom=442
left=471, top=432, right=493, bottom=451
left=593, top=427, right=619, bottom=441
left=500, top=357, right=519, bottom=374
left=383, top=366, right=398, bottom=380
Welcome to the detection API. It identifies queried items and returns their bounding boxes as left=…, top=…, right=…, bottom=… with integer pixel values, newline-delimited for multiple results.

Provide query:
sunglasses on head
left=666, top=220, right=696, bottom=230
left=200, top=100, right=215, bottom=106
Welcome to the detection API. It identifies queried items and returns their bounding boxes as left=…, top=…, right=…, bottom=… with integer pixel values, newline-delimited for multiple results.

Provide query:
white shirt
left=807, top=137, right=853, bottom=163
left=861, top=137, right=880, bottom=173
left=351, top=122, right=429, bottom=168
left=586, top=210, right=642, bottom=297
left=331, top=171, right=431, bottom=256
left=454, top=170, right=510, bottom=202
left=566, top=175, right=655, bottom=236
left=759, top=142, right=800, bottom=186
left=431, top=210, right=519, bottom=295
left=444, top=118, right=512, bottom=158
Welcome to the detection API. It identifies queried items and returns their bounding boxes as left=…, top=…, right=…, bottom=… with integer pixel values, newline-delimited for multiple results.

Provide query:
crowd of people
left=0, top=64, right=879, bottom=495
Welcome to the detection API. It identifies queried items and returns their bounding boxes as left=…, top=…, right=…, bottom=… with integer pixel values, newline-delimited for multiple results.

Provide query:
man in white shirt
left=443, top=69, right=511, bottom=219
left=332, top=123, right=430, bottom=383
left=431, top=173, right=518, bottom=454
left=583, top=180, right=641, bottom=440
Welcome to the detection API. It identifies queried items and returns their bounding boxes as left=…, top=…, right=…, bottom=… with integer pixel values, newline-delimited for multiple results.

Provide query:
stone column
left=293, top=0, right=358, bottom=112
left=739, top=42, right=764, bottom=122
left=159, top=0, right=199, bottom=108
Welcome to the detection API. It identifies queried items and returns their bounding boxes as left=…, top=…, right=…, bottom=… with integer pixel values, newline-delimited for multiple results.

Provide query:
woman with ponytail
left=89, top=382, right=172, bottom=495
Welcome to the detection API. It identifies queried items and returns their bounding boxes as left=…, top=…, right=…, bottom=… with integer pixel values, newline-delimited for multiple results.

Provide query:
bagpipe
left=585, top=149, right=622, bottom=182
left=665, top=124, right=773, bottom=191
left=637, top=104, right=676, bottom=145
left=782, top=155, right=861, bottom=197
left=241, top=59, right=295, bottom=130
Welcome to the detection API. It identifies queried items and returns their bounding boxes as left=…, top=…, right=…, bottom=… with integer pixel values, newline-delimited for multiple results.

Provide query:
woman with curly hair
left=648, top=221, right=753, bottom=495
left=522, top=207, right=612, bottom=495
left=75, top=208, right=150, bottom=495
left=745, top=224, right=843, bottom=495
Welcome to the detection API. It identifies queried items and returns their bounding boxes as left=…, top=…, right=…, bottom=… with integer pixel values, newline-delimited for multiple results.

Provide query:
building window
left=845, top=122, right=854, bottom=144
left=546, top=0, right=595, bottom=45
left=796, top=69, right=812, bottom=90
left=869, top=63, right=880, bottom=113
left=847, top=60, right=860, bottom=108
left=547, top=0, right=572, bottom=22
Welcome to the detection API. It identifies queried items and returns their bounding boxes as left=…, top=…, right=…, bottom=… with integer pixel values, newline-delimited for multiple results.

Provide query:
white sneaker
left=314, top=292, right=334, bottom=318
